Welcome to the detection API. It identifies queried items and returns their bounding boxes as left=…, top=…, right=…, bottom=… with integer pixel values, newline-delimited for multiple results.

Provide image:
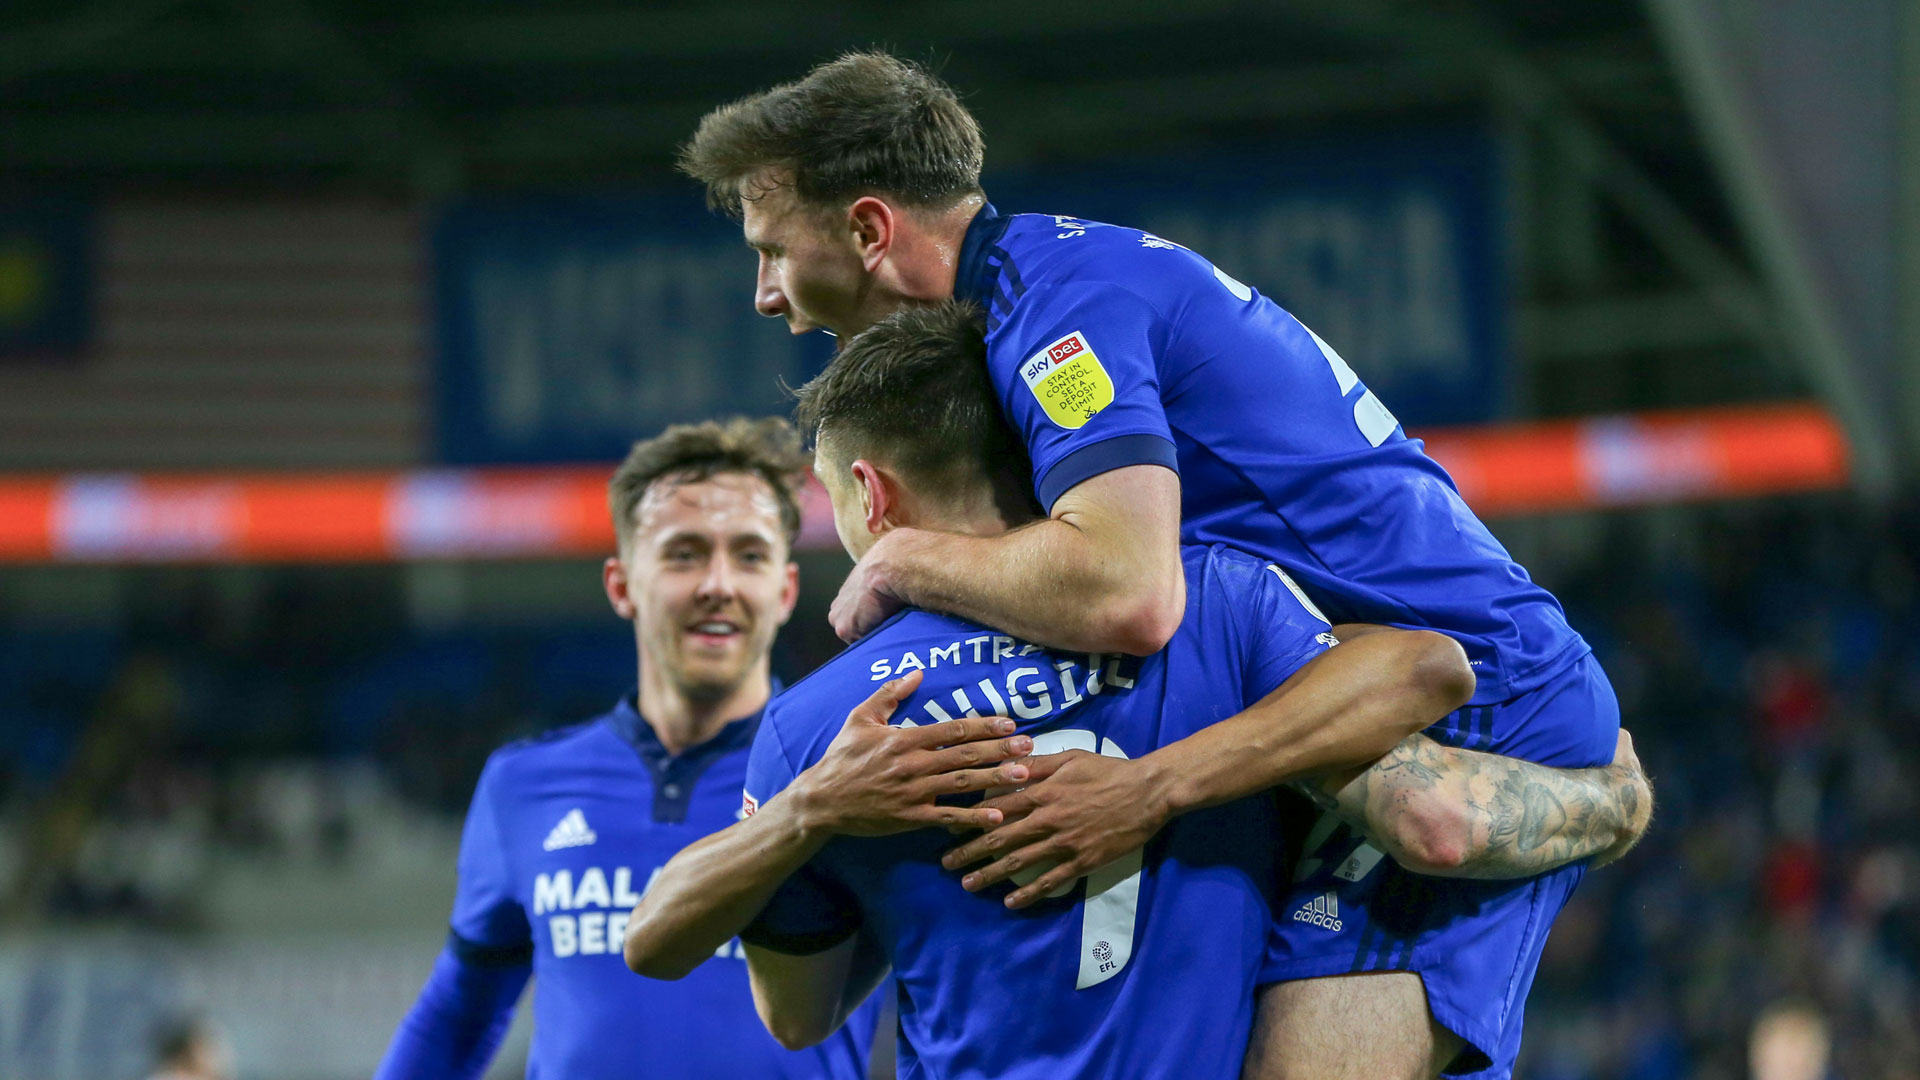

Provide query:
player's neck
left=897, top=505, right=1016, bottom=544
left=895, top=476, right=1029, bottom=540
left=636, top=664, right=771, bottom=757
left=884, top=194, right=984, bottom=303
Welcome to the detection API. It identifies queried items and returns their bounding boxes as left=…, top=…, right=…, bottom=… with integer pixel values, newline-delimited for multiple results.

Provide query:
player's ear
left=847, top=196, right=894, bottom=271
left=850, top=458, right=893, bottom=535
left=603, top=555, right=637, bottom=620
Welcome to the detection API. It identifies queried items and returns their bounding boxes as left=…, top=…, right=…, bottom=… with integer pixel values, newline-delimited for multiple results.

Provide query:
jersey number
left=1017, top=728, right=1145, bottom=990
left=1299, top=320, right=1400, bottom=449
left=1209, top=267, right=1401, bottom=448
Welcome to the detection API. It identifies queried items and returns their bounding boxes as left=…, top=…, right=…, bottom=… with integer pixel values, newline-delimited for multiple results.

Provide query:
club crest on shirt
left=1020, top=331, right=1114, bottom=429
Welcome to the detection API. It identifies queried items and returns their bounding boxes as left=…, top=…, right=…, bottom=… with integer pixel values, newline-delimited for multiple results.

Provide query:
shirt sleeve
left=741, top=703, right=802, bottom=816
left=372, top=940, right=530, bottom=1080
left=376, top=757, right=532, bottom=1080
left=1240, top=562, right=1339, bottom=702
left=738, top=702, right=865, bottom=955
left=448, top=757, right=533, bottom=954
left=987, top=278, right=1179, bottom=511
left=739, top=862, right=864, bottom=956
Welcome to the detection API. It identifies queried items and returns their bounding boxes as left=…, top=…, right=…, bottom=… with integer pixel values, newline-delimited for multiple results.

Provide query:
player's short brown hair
left=793, top=301, right=1037, bottom=517
left=680, top=51, right=985, bottom=217
left=608, top=416, right=810, bottom=552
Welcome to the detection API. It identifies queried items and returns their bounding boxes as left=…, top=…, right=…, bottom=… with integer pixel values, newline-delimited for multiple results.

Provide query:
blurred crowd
left=2, top=496, right=1916, bottom=1078
left=1523, top=496, right=1920, bottom=1080
left=0, top=567, right=626, bottom=926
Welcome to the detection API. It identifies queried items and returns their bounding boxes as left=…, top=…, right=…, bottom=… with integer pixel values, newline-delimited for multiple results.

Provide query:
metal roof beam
left=0, top=60, right=1486, bottom=169
left=1644, top=0, right=1896, bottom=491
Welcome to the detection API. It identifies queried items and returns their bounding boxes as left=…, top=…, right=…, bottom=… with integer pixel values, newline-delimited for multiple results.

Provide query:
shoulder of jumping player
left=998, top=213, right=1216, bottom=297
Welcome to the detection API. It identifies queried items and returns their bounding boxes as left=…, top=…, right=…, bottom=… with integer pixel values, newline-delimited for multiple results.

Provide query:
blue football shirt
left=953, top=204, right=1591, bottom=726
left=741, top=546, right=1332, bottom=1080
left=446, top=696, right=877, bottom=1079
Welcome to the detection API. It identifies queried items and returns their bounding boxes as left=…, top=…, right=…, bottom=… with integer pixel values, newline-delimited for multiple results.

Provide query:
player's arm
left=831, top=279, right=1190, bottom=653
left=743, top=928, right=890, bottom=1050
left=374, top=945, right=529, bottom=1080
left=376, top=759, right=531, bottom=1080
left=622, top=787, right=836, bottom=980
left=945, top=624, right=1475, bottom=906
left=833, top=463, right=1184, bottom=654
left=1302, top=727, right=1653, bottom=879
left=625, top=673, right=1030, bottom=978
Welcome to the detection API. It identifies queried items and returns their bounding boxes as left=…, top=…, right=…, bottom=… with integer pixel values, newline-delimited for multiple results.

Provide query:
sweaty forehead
left=744, top=178, right=842, bottom=236
left=634, top=472, right=784, bottom=541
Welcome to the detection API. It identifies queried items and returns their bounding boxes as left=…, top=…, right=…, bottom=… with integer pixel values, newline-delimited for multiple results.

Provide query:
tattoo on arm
left=1307, top=734, right=1652, bottom=879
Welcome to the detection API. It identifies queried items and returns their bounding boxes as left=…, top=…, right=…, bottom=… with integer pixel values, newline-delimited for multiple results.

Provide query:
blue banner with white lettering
left=434, top=129, right=1503, bottom=463
left=434, top=195, right=831, bottom=464
left=0, top=200, right=93, bottom=356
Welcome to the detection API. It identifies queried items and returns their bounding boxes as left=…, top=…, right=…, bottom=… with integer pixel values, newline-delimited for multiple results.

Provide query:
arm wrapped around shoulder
left=1307, top=729, right=1654, bottom=879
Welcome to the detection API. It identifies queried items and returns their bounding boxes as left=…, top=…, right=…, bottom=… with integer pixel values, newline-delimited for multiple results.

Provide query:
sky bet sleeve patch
left=1020, top=330, right=1115, bottom=429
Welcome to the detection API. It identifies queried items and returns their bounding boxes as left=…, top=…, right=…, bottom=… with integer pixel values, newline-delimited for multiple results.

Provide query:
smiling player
left=374, top=418, right=883, bottom=1080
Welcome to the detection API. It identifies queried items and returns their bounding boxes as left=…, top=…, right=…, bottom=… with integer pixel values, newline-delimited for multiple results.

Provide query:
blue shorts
left=1260, top=652, right=1620, bottom=1078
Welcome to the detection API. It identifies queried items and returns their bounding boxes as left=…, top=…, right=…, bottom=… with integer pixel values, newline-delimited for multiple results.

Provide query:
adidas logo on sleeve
left=543, top=809, right=597, bottom=851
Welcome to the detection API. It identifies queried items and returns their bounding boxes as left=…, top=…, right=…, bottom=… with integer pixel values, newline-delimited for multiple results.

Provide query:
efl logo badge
left=740, top=791, right=758, bottom=818
left=1020, top=331, right=1114, bottom=429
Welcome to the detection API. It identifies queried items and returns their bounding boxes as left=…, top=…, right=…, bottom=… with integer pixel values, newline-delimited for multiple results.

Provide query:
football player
left=679, top=65, right=1650, bottom=1072
left=623, top=305, right=1649, bottom=1079
left=375, top=418, right=884, bottom=1080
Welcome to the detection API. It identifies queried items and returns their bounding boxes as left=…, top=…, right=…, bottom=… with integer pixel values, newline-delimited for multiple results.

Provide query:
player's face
left=622, top=473, right=798, bottom=701
left=741, top=181, right=877, bottom=337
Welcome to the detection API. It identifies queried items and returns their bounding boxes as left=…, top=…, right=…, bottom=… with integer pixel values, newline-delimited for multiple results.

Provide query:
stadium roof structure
left=0, top=0, right=1910, bottom=487
left=0, top=1, right=1705, bottom=195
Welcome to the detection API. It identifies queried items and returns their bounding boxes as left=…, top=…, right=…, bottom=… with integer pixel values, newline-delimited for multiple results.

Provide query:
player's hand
left=1591, top=728, right=1653, bottom=868
left=940, top=749, right=1171, bottom=908
left=829, top=534, right=910, bottom=643
left=787, top=670, right=1034, bottom=837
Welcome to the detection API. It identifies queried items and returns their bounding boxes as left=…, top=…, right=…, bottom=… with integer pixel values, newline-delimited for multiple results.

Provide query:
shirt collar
left=606, top=683, right=782, bottom=824
left=605, top=684, right=777, bottom=769
left=953, top=200, right=1009, bottom=308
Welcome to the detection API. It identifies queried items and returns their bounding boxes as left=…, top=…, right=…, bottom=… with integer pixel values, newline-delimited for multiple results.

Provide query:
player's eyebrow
left=655, top=529, right=713, bottom=551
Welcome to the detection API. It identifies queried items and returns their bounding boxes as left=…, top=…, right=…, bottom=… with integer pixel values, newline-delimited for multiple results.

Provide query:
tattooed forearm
left=1366, top=738, right=1445, bottom=787
left=1305, top=731, right=1653, bottom=880
left=1515, top=778, right=1573, bottom=855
